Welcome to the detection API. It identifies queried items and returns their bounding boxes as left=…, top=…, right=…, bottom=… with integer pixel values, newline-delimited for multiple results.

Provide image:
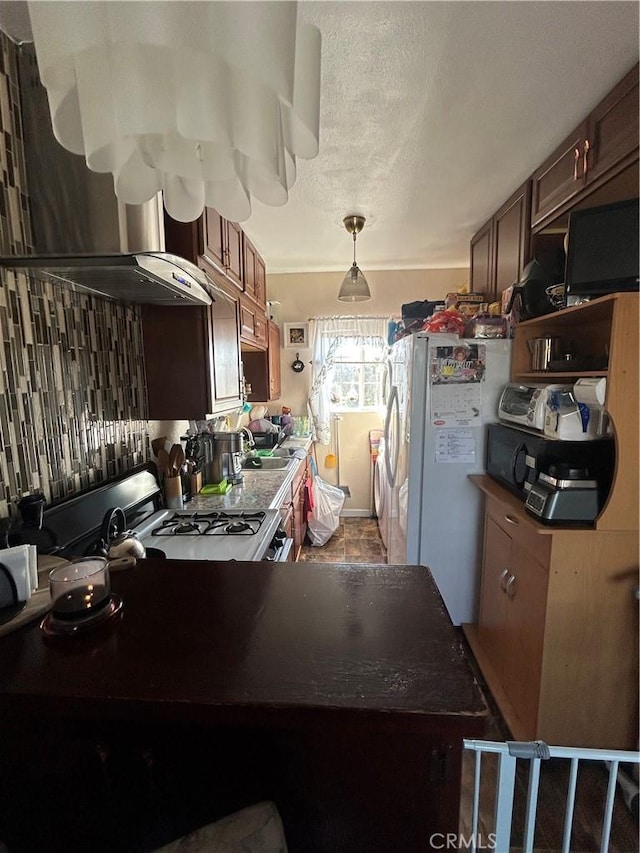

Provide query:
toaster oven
left=498, top=383, right=573, bottom=432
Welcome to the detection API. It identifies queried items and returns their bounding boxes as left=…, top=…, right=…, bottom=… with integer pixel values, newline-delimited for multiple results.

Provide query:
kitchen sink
left=242, top=456, right=293, bottom=471
left=271, top=448, right=297, bottom=457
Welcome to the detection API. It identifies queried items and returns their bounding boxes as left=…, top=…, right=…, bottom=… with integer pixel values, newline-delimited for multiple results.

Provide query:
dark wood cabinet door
left=585, top=63, right=639, bottom=188
left=142, top=286, right=242, bottom=419
left=254, top=314, right=267, bottom=349
left=142, top=305, right=212, bottom=419
left=204, top=207, right=226, bottom=270
left=239, top=300, right=256, bottom=342
left=226, top=221, right=244, bottom=288
left=530, top=121, right=588, bottom=229
left=243, top=236, right=257, bottom=300
left=255, top=254, right=267, bottom=307
left=469, top=219, right=493, bottom=298
left=163, top=214, right=203, bottom=265
left=243, top=321, right=280, bottom=401
left=209, top=286, right=243, bottom=410
left=267, top=321, right=281, bottom=400
left=493, top=181, right=531, bottom=299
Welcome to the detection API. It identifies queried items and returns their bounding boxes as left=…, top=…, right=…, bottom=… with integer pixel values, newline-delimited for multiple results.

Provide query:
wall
left=0, top=33, right=149, bottom=519
left=264, top=268, right=468, bottom=512
left=267, top=268, right=468, bottom=416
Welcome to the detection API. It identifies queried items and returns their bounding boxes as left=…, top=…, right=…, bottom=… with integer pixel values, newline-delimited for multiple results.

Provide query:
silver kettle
left=98, top=507, right=146, bottom=559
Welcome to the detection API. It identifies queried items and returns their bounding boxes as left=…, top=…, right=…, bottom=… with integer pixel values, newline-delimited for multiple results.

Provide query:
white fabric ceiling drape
left=27, top=1, right=321, bottom=223
left=307, top=315, right=388, bottom=445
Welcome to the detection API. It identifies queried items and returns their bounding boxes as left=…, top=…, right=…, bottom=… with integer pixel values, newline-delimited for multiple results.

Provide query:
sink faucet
left=239, top=427, right=256, bottom=455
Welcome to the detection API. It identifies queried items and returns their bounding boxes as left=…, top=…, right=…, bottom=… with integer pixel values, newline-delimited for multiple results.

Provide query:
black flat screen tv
left=564, top=198, right=639, bottom=301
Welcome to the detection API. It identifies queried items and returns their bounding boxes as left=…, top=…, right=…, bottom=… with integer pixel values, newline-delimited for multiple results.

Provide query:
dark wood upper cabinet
left=204, top=208, right=225, bottom=270
left=470, top=182, right=531, bottom=303
left=203, top=209, right=243, bottom=289
left=243, top=234, right=258, bottom=301
left=469, top=219, right=493, bottom=298
left=255, top=254, right=266, bottom=306
left=142, top=285, right=243, bottom=419
left=163, top=213, right=203, bottom=265
left=493, top=182, right=531, bottom=296
left=584, top=63, right=639, bottom=187
left=531, top=63, right=638, bottom=230
left=225, top=220, right=244, bottom=288
left=243, top=320, right=281, bottom=402
left=530, top=123, right=588, bottom=229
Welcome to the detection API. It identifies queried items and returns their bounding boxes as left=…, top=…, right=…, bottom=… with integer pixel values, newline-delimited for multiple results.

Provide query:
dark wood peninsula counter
left=0, top=560, right=487, bottom=852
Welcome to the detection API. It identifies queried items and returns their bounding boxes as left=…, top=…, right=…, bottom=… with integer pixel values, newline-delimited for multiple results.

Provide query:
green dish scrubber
left=199, top=480, right=233, bottom=495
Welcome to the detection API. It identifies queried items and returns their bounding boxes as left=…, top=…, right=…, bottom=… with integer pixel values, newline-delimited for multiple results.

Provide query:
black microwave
left=486, top=423, right=614, bottom=499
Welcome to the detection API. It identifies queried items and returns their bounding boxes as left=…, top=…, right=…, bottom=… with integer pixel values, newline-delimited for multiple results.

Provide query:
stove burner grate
left=151, top=511, right=266, bottom=537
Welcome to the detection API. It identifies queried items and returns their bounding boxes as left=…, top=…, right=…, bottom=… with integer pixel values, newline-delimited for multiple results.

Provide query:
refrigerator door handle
left=384, top=386, right=400, bottom=488
left=382, top=357, right=393, bottom=408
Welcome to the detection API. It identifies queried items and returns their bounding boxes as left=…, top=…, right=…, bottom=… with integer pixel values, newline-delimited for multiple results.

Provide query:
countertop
left=0, top=558, right=486, bottom=725
left=188, top=436, right=313, bottom=513
left=0, top=558, right=487, bottom=852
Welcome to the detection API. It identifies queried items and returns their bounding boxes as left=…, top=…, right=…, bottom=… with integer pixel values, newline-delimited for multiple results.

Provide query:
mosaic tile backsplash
left=0, top=31, right=149, bottom=519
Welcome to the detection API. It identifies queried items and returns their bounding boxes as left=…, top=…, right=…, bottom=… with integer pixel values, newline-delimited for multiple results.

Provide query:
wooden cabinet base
left=469, top=475, right=639, bottom=750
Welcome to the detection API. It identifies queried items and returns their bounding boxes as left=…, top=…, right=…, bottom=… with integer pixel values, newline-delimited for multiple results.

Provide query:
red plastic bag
left=423, top=308, right=466, bottom=335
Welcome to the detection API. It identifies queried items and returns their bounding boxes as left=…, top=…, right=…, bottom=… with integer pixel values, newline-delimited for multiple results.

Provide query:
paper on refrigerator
left=429, top=344, right=485, bottom=427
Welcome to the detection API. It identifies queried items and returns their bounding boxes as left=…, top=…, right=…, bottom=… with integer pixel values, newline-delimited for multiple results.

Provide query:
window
left=329, top=340, right=385, bottom=412
left=308, top=315, right=388, bottom=445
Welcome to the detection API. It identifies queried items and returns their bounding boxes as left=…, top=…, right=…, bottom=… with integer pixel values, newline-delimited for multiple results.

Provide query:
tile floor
left=299, top=517, right=639, bottom=851
left=298, top=516, right=387, bottom=563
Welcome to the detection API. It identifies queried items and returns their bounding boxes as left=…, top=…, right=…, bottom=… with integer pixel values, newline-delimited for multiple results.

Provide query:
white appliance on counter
left=376, top=333, right=511, bottom=625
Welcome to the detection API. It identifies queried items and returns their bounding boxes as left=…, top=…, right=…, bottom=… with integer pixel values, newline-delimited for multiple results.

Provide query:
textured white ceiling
left=1, top=1, right=637, bottom=276
left=242, top=1, right=639, bottom=274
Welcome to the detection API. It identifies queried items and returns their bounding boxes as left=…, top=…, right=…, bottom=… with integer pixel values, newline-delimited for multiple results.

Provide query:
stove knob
left=271, top=529, right=287, bottom=546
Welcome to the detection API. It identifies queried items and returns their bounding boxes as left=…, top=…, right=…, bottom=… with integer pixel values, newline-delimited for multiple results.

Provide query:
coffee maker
left=207, top=432, right=244, bottom=485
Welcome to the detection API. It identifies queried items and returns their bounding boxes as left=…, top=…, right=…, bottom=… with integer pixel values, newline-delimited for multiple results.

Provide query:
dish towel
left=303, top=477, right=315, bottom=521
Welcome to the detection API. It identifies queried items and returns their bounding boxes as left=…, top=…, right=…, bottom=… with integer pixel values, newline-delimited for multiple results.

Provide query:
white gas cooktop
left=133, top=508, right=282, bottom=561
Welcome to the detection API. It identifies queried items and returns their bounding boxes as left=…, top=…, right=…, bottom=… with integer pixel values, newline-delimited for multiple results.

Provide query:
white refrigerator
left=377, top=332, right=512, bottom=625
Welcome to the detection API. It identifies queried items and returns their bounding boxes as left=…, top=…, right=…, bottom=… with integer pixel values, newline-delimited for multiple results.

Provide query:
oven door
left=274, top=538, right=294, bottom=562
left=260, top=529, right=294, bottom=562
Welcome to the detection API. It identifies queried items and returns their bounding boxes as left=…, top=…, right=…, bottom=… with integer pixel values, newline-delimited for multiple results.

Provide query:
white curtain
left=307, top=315, right=389, bottom=445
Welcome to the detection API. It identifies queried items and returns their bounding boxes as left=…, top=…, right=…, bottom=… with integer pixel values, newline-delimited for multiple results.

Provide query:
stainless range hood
left=1, top=252, right=213, bottom=306
left=0, top=41, right=211, bottom=307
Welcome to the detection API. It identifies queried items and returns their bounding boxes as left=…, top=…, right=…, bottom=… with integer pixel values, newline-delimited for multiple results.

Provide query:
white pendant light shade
left=26, top=1, right=321, bottom=223
left=338, top=215, right=371, bottom=302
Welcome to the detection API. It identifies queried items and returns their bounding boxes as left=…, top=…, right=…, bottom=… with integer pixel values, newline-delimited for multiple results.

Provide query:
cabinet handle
left=504, top=514, right=520, bottom=526
left=583, top=139, right=590, bottom=177
left=506, top=574, right=517, bottom=599
left=573, top=147, right=581, bottom=180
left=499, top=568, right=510, bottom=592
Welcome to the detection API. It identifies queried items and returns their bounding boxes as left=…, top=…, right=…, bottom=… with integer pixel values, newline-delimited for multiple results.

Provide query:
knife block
left=190, top=471, right=203, bottom=495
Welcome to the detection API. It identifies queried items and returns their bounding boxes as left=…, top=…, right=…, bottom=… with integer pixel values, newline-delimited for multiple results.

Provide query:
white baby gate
left=463, top=739, right=640, bottom=853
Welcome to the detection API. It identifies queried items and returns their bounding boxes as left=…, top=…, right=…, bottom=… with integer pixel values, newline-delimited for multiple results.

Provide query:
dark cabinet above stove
left=141, top=281, right=243, bottom=420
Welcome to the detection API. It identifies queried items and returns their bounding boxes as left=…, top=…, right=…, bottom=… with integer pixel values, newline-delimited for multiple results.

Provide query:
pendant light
left=338, top=215, right=371, bottom=302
